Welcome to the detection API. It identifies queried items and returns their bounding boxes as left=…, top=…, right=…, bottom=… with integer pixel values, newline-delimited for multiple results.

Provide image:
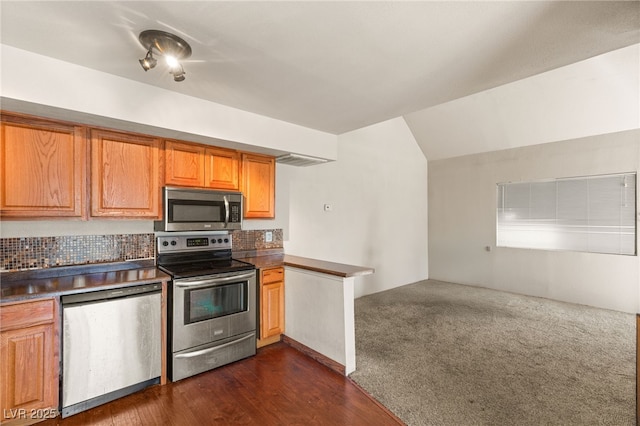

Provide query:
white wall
left=0, top=44, right=324, bottom=238
left=285, top=267, right=356, bottom=374
left=406, top=43, right=640, bottom=161
left=0, top=44, right=337, bottom=160
left=283, top=117, right=428, bottom=298
left=428, top=130, right=640, bottom=313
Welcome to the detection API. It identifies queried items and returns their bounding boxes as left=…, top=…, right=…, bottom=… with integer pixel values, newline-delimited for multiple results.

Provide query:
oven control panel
left=157, top=233, right=232, bottom=254
left=186, top=237, right=211, bottom=247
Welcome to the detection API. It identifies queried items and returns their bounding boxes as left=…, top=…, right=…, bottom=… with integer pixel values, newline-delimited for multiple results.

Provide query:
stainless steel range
left=156, top=233, right=256, bottom=381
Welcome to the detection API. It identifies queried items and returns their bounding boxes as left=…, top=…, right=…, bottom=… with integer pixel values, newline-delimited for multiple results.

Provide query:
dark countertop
left=1, top=260, right=170, bottom=303
left=235, top=250, right=374, bottom=278
left=1, top=251, right=374, bottom=303
left=240, top=253, right=286, bottom=270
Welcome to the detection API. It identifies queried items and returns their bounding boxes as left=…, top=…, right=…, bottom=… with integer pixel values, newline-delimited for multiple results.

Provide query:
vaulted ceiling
left=1, top=1, right=639, bottom=148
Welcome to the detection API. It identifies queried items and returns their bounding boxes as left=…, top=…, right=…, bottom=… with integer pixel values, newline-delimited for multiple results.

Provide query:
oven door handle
left=174, top=333, right=255, bottom=359
left=174, top=272, right=256, bottom=288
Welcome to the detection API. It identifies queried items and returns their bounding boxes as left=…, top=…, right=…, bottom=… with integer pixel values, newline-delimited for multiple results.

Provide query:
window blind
left=497, top=173, right=636, bottom=255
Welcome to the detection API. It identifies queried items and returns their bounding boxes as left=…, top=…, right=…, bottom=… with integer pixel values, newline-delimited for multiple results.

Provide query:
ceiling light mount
left=138, top=30, right=192, bottom=82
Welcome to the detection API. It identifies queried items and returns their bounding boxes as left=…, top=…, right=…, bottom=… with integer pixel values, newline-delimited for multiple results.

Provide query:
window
left=497, top=173, right=636, bottom=255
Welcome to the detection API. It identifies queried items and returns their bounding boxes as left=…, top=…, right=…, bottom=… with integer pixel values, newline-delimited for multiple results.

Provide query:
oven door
left=172, top=270, right=256, bottom=353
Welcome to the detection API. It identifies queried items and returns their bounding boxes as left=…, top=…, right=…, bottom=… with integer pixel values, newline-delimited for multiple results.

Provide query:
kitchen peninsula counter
left=235, top=249, right=374, bottom=376
left=235, top=251, right=375, bottom=278
left=0, top=261, right=170, bottom=302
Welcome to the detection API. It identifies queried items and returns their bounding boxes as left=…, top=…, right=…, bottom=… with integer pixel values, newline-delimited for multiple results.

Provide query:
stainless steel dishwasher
left=61, top=283, right=162, bottom=418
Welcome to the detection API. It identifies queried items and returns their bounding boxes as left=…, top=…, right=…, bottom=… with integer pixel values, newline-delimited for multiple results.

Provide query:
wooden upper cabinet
left=205, top=147, right=240, bottom=190
left=164, top=141, right=240, bottom=190
left=0, top=112, right=276, bottom=221
left=91, top=129, right=161, bottom=218
left=164, top=140, right=205, bottom=187
left=0, top=113, right=86, bottom=218
left=241, top=153, right=275, bottom=219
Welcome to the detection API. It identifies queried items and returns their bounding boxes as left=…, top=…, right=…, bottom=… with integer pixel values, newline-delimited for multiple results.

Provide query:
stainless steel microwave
left=154, top=187, right=243, bottom=232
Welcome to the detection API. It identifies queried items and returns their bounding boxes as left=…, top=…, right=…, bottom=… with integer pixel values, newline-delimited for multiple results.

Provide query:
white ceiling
left=1, top=1, right=639, bottom=137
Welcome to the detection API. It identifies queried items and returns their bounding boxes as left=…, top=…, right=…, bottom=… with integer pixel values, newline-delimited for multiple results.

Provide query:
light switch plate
left=265, top=231, right=273, bottom=242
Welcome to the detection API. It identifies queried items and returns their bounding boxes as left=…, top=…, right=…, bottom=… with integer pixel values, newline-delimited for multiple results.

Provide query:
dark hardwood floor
left=42, top=343, right=404, bottom=425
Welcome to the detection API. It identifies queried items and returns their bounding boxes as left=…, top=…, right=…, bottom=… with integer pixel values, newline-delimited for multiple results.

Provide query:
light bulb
left=165, top=55, right=180, bottom=69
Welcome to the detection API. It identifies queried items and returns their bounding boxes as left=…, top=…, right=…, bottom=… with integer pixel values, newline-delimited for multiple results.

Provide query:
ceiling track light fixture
left=139, top=49, right=157, bottom=71
left=138, top=29, right=192, bottom=82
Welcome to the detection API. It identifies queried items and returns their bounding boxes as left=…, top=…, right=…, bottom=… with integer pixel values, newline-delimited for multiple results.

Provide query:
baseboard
left=281, top=335, right=345, bottom=375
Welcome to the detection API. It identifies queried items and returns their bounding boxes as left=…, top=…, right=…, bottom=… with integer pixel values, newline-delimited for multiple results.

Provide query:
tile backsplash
left=0, top=229, right=283, bottom=272
left=231, top=229, right=284, bottom=252
left=0, top=234, right=155, bottom=272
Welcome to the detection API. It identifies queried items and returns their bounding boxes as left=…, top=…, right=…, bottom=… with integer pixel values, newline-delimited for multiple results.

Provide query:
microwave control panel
left=230, top=202, right=241, bottom=223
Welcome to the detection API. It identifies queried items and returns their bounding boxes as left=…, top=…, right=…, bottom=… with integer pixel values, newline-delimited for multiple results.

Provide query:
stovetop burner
left=158, top=258, right=254, bottom=279
left=156, top=233, right=255, bottom=278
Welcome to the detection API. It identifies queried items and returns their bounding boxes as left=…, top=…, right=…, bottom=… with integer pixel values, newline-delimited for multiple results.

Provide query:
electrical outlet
left=265, top=231, right=273, bottom=242
left=324, top=204, right=332, bottom=212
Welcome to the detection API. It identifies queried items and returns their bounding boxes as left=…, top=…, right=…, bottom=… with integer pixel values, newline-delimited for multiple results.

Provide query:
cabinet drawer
left=1, top=299, right=55, bottom=331
left=261, top=267, right=284, bottom=284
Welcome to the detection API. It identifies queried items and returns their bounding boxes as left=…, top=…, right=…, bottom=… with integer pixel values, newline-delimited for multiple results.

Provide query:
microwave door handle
left=223, top=195, right=229, bottom=228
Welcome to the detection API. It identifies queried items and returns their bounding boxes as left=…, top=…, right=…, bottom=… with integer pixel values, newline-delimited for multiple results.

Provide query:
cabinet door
left=0, top=114, right=86, bottom=218
left=164, top=140, right=205, bottom=187
left=241, top=153, right=275, bottom=218
left=1, top=324, right=57, bottom=417
left=261, top=281, right=284, bottom=339
left=204, top=147, right=240, bottom=190
left=91, top=129, right=161, bottom=218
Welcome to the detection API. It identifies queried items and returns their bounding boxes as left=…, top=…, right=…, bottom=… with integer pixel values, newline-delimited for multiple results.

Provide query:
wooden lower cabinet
left=0, top=299, right=59, bottom=424
left=258, top=267, right=285, bottom=347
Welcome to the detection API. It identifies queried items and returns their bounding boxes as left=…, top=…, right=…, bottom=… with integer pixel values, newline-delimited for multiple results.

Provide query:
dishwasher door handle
left=175, top=333, right=255, bottom=359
